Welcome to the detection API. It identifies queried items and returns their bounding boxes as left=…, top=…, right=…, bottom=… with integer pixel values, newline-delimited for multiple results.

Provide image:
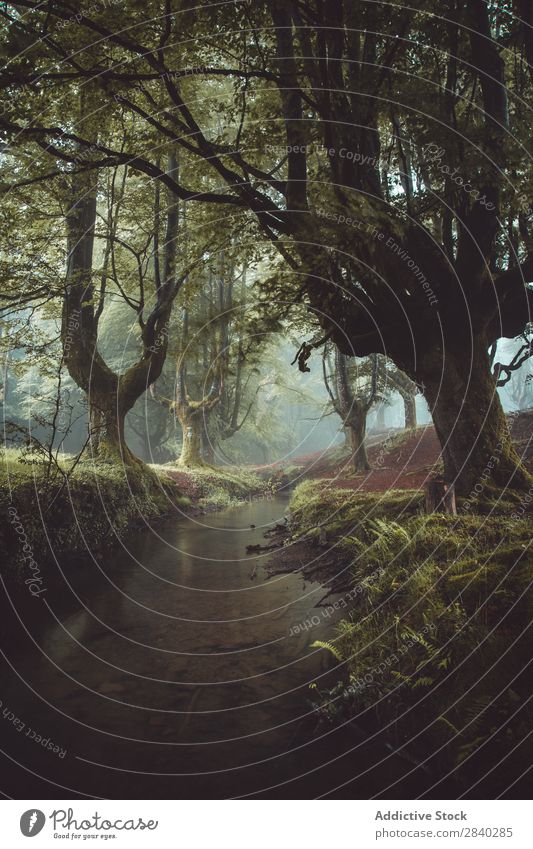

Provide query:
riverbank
left=256, top=408, right=533, bottom=493
left=0, top=491, right=443, bottom=799
left=155, top=463, right=272, bottom=511
left=268, top=481, right=533, bottom=797
left=0, top=449, right=268, bottom=586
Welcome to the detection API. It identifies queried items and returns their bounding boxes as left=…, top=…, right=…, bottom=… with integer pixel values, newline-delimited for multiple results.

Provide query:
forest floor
left=252, top=409, right=533, bottom=795
left=156, top=463, right=270, bottom=511
left=259, top=409, right=533, bottom=606
left=261, top=466, right=533, bottom=797
left=0, top=452, right=268, bottom=580
left=255, top=408, right=533, bottom=492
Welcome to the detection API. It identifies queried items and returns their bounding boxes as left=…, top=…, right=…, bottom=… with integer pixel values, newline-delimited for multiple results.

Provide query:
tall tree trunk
left=347, top=412, right=371, bottom=472
left=63, top=144, right=182, bottom=467
left=403, top=392, right=417, bottom=429
left=171, top=263, right=227, bottom=467
left=201, top=415, right=215, bottom=464
left=325, top=347, right=375, bottom=470
left=90, top=404, right=128, bottom=463
left=177, top=411, right=203, bottom=467
left=63, top=168, right=130, bottom=464
left=420, top=340, right=530, bottom=495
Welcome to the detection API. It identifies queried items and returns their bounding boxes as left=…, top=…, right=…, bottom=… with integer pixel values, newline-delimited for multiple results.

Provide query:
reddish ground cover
left=159, top=411, right=533, bottom=497
left=278, top=410, right=533, bottom=492
left=291, top=426, right=441, bottom=492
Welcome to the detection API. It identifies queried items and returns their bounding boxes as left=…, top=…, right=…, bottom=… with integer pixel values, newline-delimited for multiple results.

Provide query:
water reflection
left=1, top=496, right=431, bottom=798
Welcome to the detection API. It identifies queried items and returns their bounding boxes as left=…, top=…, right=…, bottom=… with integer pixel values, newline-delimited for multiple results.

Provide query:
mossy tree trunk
left=403, top=392, right=417, bottom=430
left=88, top=403, right=128, bottom=464
left=176, top=409, right=203, bottom=467
left=420, top=338, right=530, bottom=495
left=323, top=347, right=377, bottom=473
left=175, top=386, right=220, bottom=468
left=347, top=412, right=371, bottom=472
left=172, top=274, right=228, bottom=467
left=62, top=143, right=184, bottom=467
left=385, top=363, right=418, bottom=430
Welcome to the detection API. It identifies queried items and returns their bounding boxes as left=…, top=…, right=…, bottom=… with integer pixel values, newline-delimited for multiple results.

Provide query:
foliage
left=151, top=463, right=267, bottom=509
left=291, top=483, right=533, bottom=793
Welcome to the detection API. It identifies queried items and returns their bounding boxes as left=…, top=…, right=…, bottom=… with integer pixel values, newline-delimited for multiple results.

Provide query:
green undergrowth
left=1, top=448, right=268, bottom=581
left=0, top=449, right=189, bottom=576
left=193, top=466, right=267, bottom=509
left=290, top=480, right=424, bottom=538
left=290, top=481, right=533, bottom=793
left=151, top=463, right=268, bottom=510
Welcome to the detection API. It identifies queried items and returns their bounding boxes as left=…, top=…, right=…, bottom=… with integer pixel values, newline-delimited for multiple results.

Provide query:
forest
left=0, top=0, right=532, bottom=803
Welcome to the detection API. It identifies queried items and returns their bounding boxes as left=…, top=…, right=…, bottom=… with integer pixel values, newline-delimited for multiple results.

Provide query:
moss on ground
left=150, top=463, right=268, bottom=509
left=290, top=479, right=424, bottom=534
left=1, top=450, right=268, bottom=583
left=192, top=466, right=267, bottom=509
left=290, top=481, right=533, bottom=794
left=0, top=450, right=189, bottom=579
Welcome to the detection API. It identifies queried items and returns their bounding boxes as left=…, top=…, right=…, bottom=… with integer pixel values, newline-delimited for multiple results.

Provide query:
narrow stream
left=1, top=495, right=435, bottom=799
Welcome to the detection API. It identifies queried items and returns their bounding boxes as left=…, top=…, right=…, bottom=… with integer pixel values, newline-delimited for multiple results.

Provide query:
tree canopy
left=1, top=0, right=533, bottom=492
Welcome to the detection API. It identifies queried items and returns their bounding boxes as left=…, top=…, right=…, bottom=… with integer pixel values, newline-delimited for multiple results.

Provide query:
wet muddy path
left=0, top=496, right=439, bottom=799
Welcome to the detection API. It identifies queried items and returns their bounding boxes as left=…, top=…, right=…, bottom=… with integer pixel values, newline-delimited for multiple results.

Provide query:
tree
left=173, top=299, right=226, bottom=467
left=2, top=1, right=533, bottom=491
left=383, top=362, right=419, bottom=430
left=62, top=135, right=194, bottom=464
left=323, top=346, right=380, bottom=472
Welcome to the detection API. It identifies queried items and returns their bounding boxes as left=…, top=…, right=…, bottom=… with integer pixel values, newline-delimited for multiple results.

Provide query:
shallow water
left=0, top=495, right=438, bottom=799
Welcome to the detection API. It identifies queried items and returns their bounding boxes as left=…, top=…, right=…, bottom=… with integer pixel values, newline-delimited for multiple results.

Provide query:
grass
left=290, top=481, right=533, bottom=794
left=1, top=448, right=269, bottom=581
left=289, top=479, right=424, bottom=536
left=0, top=448, right=189, bottom=576
left=149, top=462, right=268, bottom=509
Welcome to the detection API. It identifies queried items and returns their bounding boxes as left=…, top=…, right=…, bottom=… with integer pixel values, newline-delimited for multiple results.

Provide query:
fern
left=412, top=676, right=435, bottom=688
left=457, top=735, right=489, bottom=762
left=311, top=640, right=344, bottom=662
left=437, top=715, right=460, bottom=736
left=463, top=693, right=494, bottom=731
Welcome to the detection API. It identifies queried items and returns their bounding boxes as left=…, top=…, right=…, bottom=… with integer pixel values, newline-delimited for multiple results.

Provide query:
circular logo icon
left=20, top=810, right=46, bottom=837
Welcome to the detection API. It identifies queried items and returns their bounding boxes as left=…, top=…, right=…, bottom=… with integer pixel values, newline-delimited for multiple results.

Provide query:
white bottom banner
left=1, top=800, right=531, bottom=848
